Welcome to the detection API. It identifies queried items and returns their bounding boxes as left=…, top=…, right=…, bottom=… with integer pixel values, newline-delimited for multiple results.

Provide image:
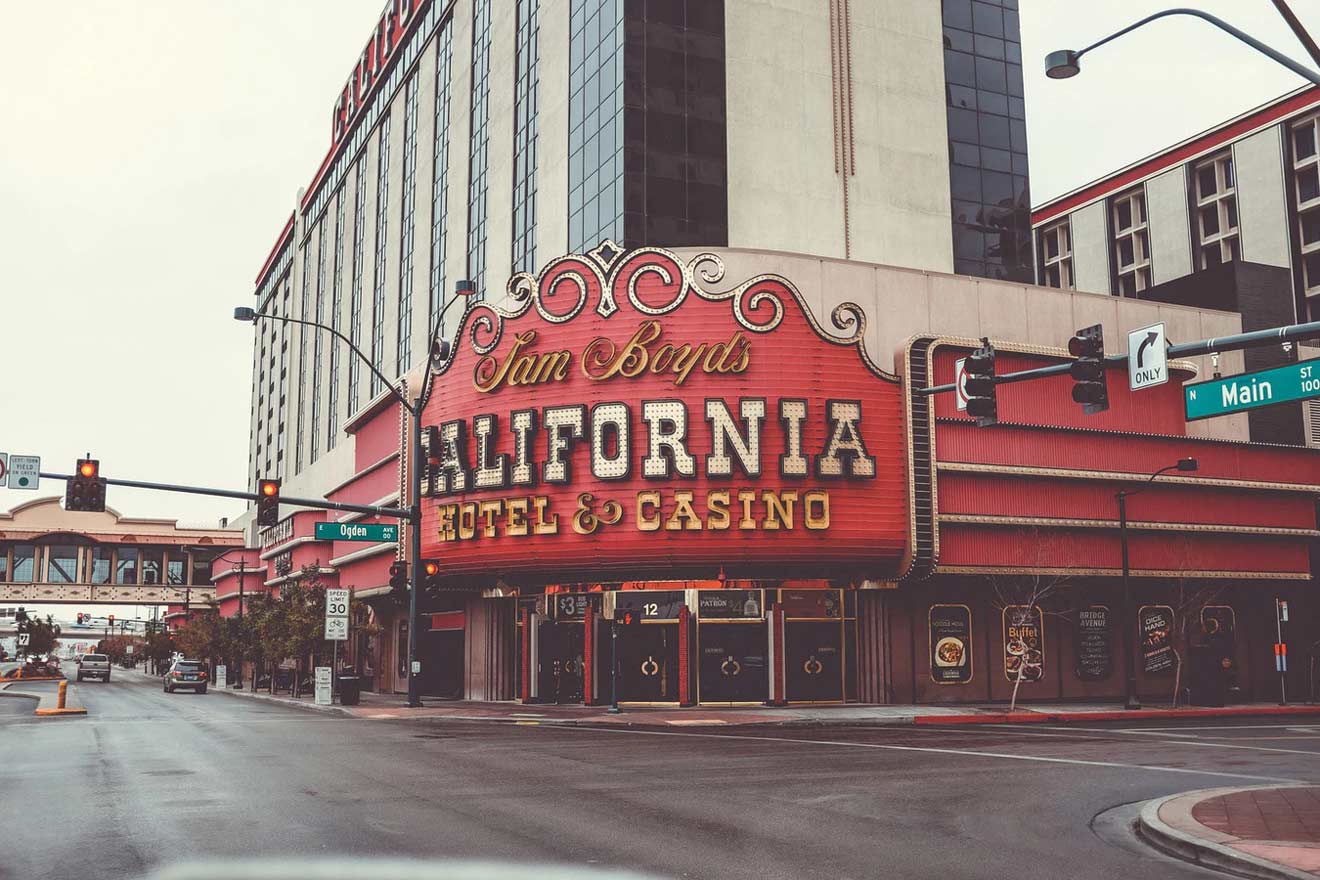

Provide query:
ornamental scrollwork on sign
left=430, top=240, right=894, bottom=381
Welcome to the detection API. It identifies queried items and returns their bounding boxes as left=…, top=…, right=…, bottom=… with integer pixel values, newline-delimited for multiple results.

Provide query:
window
left=328, top=186, right=346, bottom=449
left=310, top=219, right=327, bottom=464
left=430, top=21, right=455, bottom=335
left=512, top=0, right=540, bottom=274
left=12, top=545, right=35, bottom=583
left=116, top=548, right=139, bottom=585
left=1193, top=152, right=1239, bottom=268
left=191, top=555, right=210, bottom=587
left=397, top=72, right=421, bottom=377
left=1038, top=219, right=1073, bottom=289
left=46, top=545, right=79, bottom=583
left=943, top=0, right=1032, bottom=281
left=467, top=0, right=494, bottom=299
left=0, top=552, right=8, bottom=581
left=371, top=116, right=393, bottom=397
left=91, top=547, right=112, bottom=584
left=1292, top=115, right=1320, bottom=309
left=1111, top=188, right=1150, bottom=296
left=141, top=549, right=164, bottom=586
left=348, top=151, right=369, bottom=412
left=296, top=242, right=312, bottom=473
left=568, top=0, right=624, bottom=252
left=167, top=556, right=186, bottom=585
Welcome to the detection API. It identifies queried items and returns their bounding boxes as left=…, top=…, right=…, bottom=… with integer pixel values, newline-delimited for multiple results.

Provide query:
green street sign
left=314, top=521, right=399, bottom=542
left=1184, top=357, right=1320, bottom=421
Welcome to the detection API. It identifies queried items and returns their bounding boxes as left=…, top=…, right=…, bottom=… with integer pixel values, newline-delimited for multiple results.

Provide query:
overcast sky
left=1, top=0, right=1316, bottom=530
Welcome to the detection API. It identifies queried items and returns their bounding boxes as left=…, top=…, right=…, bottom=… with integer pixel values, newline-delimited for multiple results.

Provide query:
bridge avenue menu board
left=1075, top=605, right=1111, bottom=681
left=1140, top=605, right=1175, bottom=674
left=929, top=604, right=973, bottom=684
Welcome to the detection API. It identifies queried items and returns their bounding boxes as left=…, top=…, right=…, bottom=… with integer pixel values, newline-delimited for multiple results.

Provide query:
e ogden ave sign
left=1184, top=357, right=1320, bottom=420
left=314, top=521, right=399, bottom=542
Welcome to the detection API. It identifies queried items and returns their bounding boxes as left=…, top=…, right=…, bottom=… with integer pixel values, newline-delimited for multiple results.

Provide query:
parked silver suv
left=164, top=659, right=208, bottom=694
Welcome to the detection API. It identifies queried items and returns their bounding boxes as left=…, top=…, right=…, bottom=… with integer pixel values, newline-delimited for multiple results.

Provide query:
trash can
left=337, top=675, right=361, bottom=706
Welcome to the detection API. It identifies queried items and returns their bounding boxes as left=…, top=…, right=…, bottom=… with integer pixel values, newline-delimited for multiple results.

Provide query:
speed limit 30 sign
left=324, top=588, right=350, bottom=641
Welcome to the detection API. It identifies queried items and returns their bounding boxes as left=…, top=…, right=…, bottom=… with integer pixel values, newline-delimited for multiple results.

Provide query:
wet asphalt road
left=4, top=672, right=1320, bottom=880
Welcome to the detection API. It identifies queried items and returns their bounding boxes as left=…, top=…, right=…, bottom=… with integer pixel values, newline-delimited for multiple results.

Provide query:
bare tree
left=988, top=529, right=1077, bottom=712
left=1166, top=575, right=1226, bottom=709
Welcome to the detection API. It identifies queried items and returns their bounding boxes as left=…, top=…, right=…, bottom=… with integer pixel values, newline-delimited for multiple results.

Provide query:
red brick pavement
left=1192, top=787, right=1320, bottom=843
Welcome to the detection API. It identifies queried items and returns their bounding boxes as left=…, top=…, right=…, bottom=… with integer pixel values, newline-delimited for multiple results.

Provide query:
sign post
left=1276, top=597, right=1289, bottom=706
left=1128, top=322, right=1167, bottom=391
left=324, top=588, right=349, bottom=697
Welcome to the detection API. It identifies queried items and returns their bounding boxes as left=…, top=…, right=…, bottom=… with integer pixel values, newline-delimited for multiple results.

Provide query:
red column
left=583, top=607, right=595, bottom=705
left=520, top=607, right=532, bottom=703
left=678, top=605, right=693, bottom=706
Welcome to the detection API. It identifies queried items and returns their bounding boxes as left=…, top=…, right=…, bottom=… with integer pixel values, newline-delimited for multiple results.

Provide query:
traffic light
left=1068, top=324, right=1109, bottom=414
left=77, top=613, right=84, bottom=626
left=256, top=478, right=281, bottom=528
left=389, top=561, right=409, bottom=605
left=614, top=609, right=641, bottom=626
left=66, top=458, right=106, bottom=512
left=963, top=338, right=997, bottom=426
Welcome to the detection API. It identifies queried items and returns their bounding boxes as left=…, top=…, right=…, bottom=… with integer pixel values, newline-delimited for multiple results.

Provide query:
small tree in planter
left=988, top=530, right=1076, bottom=712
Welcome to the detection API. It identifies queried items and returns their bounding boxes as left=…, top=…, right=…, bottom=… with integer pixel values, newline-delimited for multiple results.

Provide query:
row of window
left=0, top=545, right=212, bottom=587
left=1038, top=151, right=1240, bottom=295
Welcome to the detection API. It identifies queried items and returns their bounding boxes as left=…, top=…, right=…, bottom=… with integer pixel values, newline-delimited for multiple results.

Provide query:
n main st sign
left=1185, top=357, right=1320, bottom=420
left=416, top=243, right=909, bottom=586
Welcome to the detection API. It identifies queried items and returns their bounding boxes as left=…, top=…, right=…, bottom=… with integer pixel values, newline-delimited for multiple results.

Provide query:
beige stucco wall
left=673, top=247, right=1249, bottom=442
left=724, top=0, right=952, bottom=272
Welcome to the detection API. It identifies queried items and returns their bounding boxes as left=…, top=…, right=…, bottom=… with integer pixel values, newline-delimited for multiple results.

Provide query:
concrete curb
left=914, top=705, right=1320, bottom=726
left=1137, top=788, right=1317, bottom=880
left=211, top=682, right=354, bottom=717
left=0, top=680, right=87, bottom=717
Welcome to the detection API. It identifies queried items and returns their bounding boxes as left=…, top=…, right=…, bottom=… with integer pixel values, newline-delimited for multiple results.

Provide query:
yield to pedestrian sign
left=1128, top=323, right=1167, bottom=391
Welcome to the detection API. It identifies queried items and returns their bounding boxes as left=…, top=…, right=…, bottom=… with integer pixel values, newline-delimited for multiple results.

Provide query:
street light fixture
left=1116, top=457, right=1198, bottom=710
left=232, top=280, right=475, bottom=709
left=1045, top=8, right=1320, bottom=86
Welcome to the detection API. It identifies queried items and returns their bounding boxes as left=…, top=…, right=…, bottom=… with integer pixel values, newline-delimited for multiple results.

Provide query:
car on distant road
left=163, top=660, right=208, bottom=694
left=77, top=654, right=111, bottom=682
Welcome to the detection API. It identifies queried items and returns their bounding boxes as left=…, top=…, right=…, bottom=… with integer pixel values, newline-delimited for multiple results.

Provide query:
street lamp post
left=1045, top=8, right=1320, bottom=86
left=1117, top=457, right=1199, bottom=710
left=234, top=280, right=473, bottom=709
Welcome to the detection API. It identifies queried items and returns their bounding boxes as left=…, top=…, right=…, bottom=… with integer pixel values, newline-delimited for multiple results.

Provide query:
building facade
left=0, top=497, right=240, bottom=612
left=248, top=0, right=1031, bottom=508
left=228, top=2, right=1317, bottom=706
left=1031, top=85, right=1320, bottom=445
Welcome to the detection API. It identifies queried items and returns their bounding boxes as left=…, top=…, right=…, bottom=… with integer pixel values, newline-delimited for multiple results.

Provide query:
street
left=2, top=673, right=1318, bottom=879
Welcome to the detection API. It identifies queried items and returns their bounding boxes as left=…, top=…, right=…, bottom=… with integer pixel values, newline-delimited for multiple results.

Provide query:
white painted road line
left=565, top=726, right=1313, bottom=785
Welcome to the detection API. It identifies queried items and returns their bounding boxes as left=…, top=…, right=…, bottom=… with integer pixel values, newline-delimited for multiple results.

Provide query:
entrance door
left=785, top=620, right=844, bottom=702
left=616, top=623, right=679, bottom=703
left=419, top=629, right=463, bottom=699
left=698, top=623, right=767, bottom=704
left=537, top=621, right=585, bottom=703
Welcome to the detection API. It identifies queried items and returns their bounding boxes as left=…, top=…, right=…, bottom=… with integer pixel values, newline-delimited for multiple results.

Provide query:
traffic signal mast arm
left=921, top=319, right=1320, bottom=395
left=38, top=470, right=410, bottom=520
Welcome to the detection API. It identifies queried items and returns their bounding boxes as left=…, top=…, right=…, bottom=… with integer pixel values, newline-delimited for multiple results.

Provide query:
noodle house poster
left=929, top=604, right=972, bottom=684
left=1140, top=605, right=1175, bottom=675
left=1003, top=605, right=1044, bottom=683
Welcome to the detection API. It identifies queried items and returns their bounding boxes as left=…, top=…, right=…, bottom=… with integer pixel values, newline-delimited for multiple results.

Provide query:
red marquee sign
left=419, top=243, right=908, bottom=585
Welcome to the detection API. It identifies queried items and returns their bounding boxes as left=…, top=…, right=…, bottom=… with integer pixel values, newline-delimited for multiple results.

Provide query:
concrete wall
left=1068, top=200, right=1110, bottom=295
left=724, top=0, right=952, bottom=272
left=674, top=246, right=1249, bottom=442
left=1145, top=166, right=1193, bottom=285
left=1234, top=124, right=1291, bottom=271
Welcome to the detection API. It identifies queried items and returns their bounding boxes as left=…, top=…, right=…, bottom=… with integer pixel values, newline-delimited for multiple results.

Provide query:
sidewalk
left=200, top=676, right=1320, bottom=729
left=1140, top=786, right=1320, bottom=879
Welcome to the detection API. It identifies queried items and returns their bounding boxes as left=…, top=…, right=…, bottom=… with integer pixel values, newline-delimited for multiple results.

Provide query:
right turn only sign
left=1128, top=322, right=1168, bottom=391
